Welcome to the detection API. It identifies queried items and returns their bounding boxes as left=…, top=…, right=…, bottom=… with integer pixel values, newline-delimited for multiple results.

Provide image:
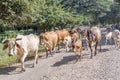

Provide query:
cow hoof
left=90, top=56, right=93, bottom=59
left=21, top=68, right=26, bottom=72
left=36, top=61, right=38, bottom=64
left=74, top=60, right=78, bottom=63
left=32, top=65, right=34, bottom=68
left=32, top=64, right=36, bottom=68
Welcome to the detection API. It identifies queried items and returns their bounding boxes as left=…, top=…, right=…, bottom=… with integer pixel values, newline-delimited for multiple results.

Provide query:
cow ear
left=3, top=44, right=8, bottom=50
left=15, top=42, right=21, bottom=49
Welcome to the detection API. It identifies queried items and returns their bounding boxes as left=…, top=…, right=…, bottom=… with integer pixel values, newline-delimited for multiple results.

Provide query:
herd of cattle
left=2, top=24, right=120, bottom=71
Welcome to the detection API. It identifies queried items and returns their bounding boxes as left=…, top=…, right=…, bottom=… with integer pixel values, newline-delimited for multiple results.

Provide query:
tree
left=60, top=0, right=113, bottom=25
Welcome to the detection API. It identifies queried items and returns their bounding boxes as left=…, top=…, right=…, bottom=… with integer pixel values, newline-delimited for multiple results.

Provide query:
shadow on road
left=52, top=55, right=75, bottom=67
left=0, top=55, right=42, bottom=75
left=99, top=48, right=109, bottom=52
left=0, top=66, right=20, bottom=75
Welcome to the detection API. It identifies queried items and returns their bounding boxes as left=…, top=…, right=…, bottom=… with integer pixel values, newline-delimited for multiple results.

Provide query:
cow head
left=2, top=38, right=22, bottom=56
left=87, top=29, right=96, bottom=42
left=63, top=37, right=68, bottom=45
left=39, top=33, right=45, bottom=45
left=73, top=45, right=80, bottom=52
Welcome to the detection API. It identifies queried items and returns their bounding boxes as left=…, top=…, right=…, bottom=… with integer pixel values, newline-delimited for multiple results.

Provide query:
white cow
left=63, top=36, right=72, bottom=52
left=112, top=30, right=120, bottom=48
left=2, top=34, right=39, bottom=71
left=105, top=32, right=112, bottom=45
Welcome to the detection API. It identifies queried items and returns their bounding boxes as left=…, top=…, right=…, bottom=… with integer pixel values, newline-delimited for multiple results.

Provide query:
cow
left=63, top=36, right=72, bottom=52
left=70, top=27, right=78, bottom=35
left=55, top=29, right=69, bottom=50
left=75, top=27, right=89, bottom=50
left=111, top=24, right=120, bottom=31
left=39, top=31, right=58, bottom=58
left=112, top=29, right=120, bottom=48
left=82, top=26, right=102, bottom=58
left=105, top=32, right=112, bottom=45
left=39, top=32, right=45, bottom=45
left=86, top=26, right=102, bottom=58
left=2, top=34, right=39, bottom=71
left=71, top=32, right=79, bottom=44
left=70, top=28, right=79, bottom=46
left=73, top=39, right=82, bottom=62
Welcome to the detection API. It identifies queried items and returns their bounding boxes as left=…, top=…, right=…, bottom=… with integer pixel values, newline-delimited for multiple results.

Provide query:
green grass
left=0, top=44, right=18, bottom=67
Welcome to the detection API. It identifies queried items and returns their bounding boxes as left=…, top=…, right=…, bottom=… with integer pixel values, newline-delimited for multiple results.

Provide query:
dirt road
left=0, top=45, right=120, bottom=80
left=0, top=28, right=120, bottom=80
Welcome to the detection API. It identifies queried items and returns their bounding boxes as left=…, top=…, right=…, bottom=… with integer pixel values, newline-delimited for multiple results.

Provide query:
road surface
left=0, top=28, right=120, bottom=80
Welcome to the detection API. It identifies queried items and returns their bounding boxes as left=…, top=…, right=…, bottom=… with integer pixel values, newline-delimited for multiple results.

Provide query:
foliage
left=60, top=0, right=114, bottom=25
left=0, top=0, right=84, bottom=31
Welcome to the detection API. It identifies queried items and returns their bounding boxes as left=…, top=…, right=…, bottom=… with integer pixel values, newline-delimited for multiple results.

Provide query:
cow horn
left=15, top=38, right=22, bottom=41
left=2, top=39, right=9, bottom=44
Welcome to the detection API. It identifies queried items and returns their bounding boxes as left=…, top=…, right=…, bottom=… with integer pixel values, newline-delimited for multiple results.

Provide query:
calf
left=2, top=34, right=39, bottom=71
left=71, top=32, right=79, bottom=44
left=63, top=36, right=72, bottom=52
left=105, top=32, right=112, bottom=45
left=73, top=39, right=82, bottom=62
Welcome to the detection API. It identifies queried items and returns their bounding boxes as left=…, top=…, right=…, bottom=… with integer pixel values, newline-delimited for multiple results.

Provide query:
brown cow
left=73, top=39, right=82, bottom=62
left=71, top=32, right=79, bottom=44
left=86, top=26, right=102, bottom=58
left=39, top=31, right=58, bottom=58
left=55, top=29, right=69, bottom=50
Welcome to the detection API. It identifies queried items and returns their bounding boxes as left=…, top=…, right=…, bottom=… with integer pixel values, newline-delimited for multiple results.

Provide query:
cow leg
left=46, top=51, right=48, bottom=58
left=116, top=41, right=119, bottom=49
left=86, top=42, right=88, bottom=50
left=58, top=43, right=60, bottom=50
left=75, top=54, right=79, bottom=63
left=119, top=41, right=120, bottom=48
left=115, top=41, right=116, bottom=48
left=99, top=41, right=101, bottom=52
left=114, top=39, right=117, bottom=48
left=20, top=53, right=27, bottom=71
left=89, top=43, right=93, bottom=59
left=58, top=45, right=60, bottom=50
left=52, top=46, right=55, bottom=54
left=86, top=39, right=89, bottom=50
left=95, top=42, right=98, bottom=56
left=79, top=50, right=82, bottom=61
left=109, top=39, right=111, bottom=45
left=33, top=50, right=38, bottom=67
left=66, top=47, right=69, bottom=52
left=45, top=48, right=48, bottom=58
left=66, top=44, right=68, bottom=52
left=105, top=39, right=107, bottom=45
left=50, top=49, right=53, bottom=57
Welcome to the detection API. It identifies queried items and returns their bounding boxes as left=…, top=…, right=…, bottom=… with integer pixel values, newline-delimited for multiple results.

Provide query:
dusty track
left=0, top=28, right=120, bottom=80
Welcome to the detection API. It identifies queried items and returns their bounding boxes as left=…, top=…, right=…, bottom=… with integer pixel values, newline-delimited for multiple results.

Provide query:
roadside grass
left=0, top=44, right=18, bottom=67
